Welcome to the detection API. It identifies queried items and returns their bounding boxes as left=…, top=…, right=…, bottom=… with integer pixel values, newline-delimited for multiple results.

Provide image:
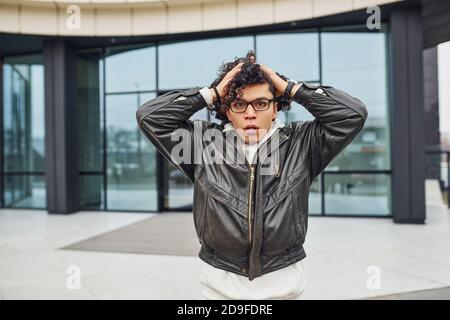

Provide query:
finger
left=225, top=63, right=243, bottom=79
left=259, top=64, right=271, bottom=73
left=231, top=62, right=244, bottom=72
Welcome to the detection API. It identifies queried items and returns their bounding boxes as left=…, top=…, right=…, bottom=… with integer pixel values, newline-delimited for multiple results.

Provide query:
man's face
left=226, top=83, right=278, bottom=144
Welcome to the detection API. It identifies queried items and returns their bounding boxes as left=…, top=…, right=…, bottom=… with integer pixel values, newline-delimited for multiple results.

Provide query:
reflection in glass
left=3, top=55, right=45, bottom=172
left=158, top=36, right=254, bottom=90
left=167, top=162, right=194, bottom=210
left=106, top=93, right=158, bottom=211
left=79, top=174, right=104, bottom=210
left=105, top=45, right=156, bottom=93
left=324, top=173, right=391, bottom=215
left=2, top=54, right=45, bottom=209
left=72, top=27, right=392, bottom=217
left=4, top=175, right=46, bottom=208
left=321, top=31, right=390, bottom=171
left=78, top=49, right=103, bottom=172
left=256, top=32, right=320, bottom=82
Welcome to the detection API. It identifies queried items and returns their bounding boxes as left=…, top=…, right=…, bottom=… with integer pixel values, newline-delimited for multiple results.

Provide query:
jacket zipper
left=248, top=165, right=256, bottom=249
left=275, top=162, right=280, bottom=177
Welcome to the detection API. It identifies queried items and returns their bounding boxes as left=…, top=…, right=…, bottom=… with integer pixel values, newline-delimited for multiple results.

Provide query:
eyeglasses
left=229, top=98, right=275, bottom=113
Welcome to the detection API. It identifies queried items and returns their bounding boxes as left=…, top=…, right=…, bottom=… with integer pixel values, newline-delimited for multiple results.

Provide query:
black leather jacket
left=136, top=82, right=368, bottom=280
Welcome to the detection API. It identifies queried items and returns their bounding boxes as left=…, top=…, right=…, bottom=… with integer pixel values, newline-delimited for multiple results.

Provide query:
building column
left=390, top=6, right=426, bottom=223
left=43, top=39, right=79, bottom=214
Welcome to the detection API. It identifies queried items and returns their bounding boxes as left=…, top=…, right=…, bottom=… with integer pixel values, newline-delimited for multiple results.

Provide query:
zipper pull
left=250, top=166, right=255, bottom=180
left=275, top=163, right=280, bottom=177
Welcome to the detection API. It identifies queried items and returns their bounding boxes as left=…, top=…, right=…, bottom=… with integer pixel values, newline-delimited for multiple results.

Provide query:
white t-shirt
left=200, top=258, right=307, bottom=300
left=196, top=110, right=308, bottom=300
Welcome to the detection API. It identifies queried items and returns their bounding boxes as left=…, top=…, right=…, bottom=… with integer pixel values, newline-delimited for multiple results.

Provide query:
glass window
left=105, top=45, right=156, bottom=93
left=256, top=31, right=320, bottom=82
left=309, top=175, right=321, bottom=215
left=106, top=93, right=158, bottom=211
left=72, top=26, right=392, bottom=217
left=3, top=55, right=45, bottom=172
left=3, top=54, right=45, bottom=209
left=167, top=161, right=194, bottom=210
left=284, top=100, right=314, bottom=123
left=4, top=175, right=46, bottom=208
left=324, top=173, right=391, bottom=215
left=79, top=174, right=104, bottom=210
left=158, top=36, right=254, bottom=90
left=321, top=30, right=390, bottom=171
left=78, top=49, right=104, bottom=172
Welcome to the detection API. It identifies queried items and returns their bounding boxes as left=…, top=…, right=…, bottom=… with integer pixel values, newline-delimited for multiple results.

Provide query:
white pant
left=200, top=259, right=308, bottom=300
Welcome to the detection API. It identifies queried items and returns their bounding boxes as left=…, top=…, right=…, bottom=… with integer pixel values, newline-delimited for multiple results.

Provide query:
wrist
left=290, top=83, right=302, bottom=98
left=209, top=88, right=217, bottom=103
left=282, top=80, right=297, bottom=100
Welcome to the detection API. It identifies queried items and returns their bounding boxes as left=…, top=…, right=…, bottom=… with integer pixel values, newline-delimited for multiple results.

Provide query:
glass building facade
left=1, top=24, right=392, bottom=216
left=1, top=54, right=46, bottom=209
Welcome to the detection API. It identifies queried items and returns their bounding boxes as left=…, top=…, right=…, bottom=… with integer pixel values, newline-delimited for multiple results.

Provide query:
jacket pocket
left=203, top=194, right=248, bottom=258
left=262, top=169, right=308, bottom=216
left=261, top=193, right=298, bottom=257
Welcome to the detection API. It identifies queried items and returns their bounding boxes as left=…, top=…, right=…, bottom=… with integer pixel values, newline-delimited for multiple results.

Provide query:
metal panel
left=390, top=6, right=426, bottom=223
left=43, top=39, right=80, bottom=214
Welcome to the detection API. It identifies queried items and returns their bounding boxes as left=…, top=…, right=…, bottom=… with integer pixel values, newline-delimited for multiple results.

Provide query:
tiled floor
left=0, top=201, right=449, bottom=299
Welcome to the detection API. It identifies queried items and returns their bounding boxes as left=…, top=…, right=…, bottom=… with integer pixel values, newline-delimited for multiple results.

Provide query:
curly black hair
left=209, top=50, right=291, bottom=124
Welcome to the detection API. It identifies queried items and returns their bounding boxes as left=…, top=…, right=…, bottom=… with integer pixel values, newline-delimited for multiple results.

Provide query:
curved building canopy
left=0, top=0, right=400, bottom=36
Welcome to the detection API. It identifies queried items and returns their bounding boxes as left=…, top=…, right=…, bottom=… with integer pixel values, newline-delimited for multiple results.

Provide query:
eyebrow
left=235, top=97, right=271, bottom=101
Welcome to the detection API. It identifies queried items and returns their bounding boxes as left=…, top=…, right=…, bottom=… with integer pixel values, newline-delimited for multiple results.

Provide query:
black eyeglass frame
left=228, top=98, right=276, bottom=113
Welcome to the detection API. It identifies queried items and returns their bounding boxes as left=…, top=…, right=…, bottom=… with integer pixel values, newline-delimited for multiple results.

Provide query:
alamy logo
left=66, top=265, right=81, bottom=290
left=66, top=5, right=81, bottom=30
left=366, top=6, right=381, bottom=30
left=366, top=265, right=381, bottom=290
left=169, top=125, right=280, bottom=176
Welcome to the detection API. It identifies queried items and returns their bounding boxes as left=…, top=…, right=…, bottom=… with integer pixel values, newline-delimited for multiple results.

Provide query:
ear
left=225, top=108, right=231, bottom=120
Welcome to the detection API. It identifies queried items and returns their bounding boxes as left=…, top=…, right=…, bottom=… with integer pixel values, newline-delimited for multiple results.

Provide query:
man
left=136, top=53, right=368, bottom=299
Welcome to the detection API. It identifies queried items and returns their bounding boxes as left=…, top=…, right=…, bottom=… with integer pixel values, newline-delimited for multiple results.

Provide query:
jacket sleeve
left=135, top=87, right=208, bottom=184
left=292, top=82, right=368, bottom=181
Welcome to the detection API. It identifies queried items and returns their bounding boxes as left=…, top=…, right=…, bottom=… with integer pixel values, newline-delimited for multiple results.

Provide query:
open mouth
left=243, top=125, right=259, bottom=135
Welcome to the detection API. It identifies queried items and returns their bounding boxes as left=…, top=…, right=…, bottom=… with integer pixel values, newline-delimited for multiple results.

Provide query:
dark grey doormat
left=363, top=286, right=450, bottom=300
left=62, top=213, right=201, bottom=256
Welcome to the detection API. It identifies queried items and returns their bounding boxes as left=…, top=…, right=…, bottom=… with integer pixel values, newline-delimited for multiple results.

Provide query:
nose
left=244, top=104, right=257, bottom=119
